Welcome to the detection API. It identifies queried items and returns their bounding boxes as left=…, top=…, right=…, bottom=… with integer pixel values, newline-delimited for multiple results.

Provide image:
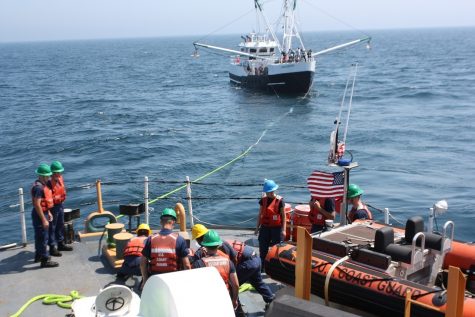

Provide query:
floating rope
left=9, top=290, right=82, bottom=317
left=148, top=107, right=294, bottom=205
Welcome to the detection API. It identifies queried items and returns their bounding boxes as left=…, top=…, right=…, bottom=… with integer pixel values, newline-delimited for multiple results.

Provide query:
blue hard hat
left=263, top=179, right=279, bottom=193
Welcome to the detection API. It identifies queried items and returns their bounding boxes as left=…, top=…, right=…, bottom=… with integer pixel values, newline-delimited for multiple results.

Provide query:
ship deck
left=0, top=228, right=282, bottom=317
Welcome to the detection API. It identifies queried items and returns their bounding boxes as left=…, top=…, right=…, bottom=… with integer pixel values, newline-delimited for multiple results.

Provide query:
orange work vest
left=226, top=240, right=245, bottom=263
left=202, top=255, right=231, bottom=289
left=259, top=196, right=282, bottom=227
left=348, top=204, right=373, bottom=223
left=31, top=180, right=54, bottom=212
left=51, top=175, right=66, bottom=205
left=150, top=233, right=178, bottom=273
left=123, top=236, right=147, bottom=257
left=308, top=198, right=327, bottom=226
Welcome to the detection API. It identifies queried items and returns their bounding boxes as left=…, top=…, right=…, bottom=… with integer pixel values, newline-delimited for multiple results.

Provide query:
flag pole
left=341, top=162, right=359, bottom=226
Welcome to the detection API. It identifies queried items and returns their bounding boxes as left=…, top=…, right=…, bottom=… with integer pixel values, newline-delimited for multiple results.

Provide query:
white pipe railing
left=186, top=176, right=194, bottom=228
left=144, top=176, right=149, bottom=224
left=19, top=188, right=27, bottom=247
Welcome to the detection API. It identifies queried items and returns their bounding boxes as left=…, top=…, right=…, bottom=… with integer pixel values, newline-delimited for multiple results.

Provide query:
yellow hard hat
left=137, top=223, right=151, bottom=236
left=192, top=224, right=209, bottom=240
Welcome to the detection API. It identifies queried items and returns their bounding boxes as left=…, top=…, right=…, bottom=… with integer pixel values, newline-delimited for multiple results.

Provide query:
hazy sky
left=1, top=0, right=474, bottom=43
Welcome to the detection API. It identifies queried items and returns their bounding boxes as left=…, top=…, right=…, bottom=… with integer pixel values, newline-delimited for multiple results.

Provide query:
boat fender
left=86, top=212, right=117, bottom=233
left=431, top=291, right=447, bottom=307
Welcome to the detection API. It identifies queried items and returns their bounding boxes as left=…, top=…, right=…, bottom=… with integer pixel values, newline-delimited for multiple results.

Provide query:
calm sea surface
left=1, top=28, right=474, bottom=245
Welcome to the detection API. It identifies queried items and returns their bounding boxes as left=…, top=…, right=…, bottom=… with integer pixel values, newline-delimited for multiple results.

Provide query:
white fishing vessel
left=193, top=0, right=371, bottom=94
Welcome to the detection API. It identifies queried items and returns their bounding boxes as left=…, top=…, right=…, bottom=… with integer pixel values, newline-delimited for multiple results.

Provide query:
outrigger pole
left=192, top=42, right=273, bottom=61
left=312, top=37, right=371, bottom=57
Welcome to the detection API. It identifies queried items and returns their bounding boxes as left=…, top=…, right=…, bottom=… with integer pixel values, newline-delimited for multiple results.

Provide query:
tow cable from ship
left=9, top=290, right=82, bottom=317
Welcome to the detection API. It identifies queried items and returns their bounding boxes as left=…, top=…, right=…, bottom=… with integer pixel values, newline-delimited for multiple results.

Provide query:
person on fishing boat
left=117, top=223, right=151, bottom=279
left=192, top=230, right=240, bottom=312
left=347, top=184, right=373, bottom=223
left=191, top=223, right=237, bottom=265
left=309, top=196, right=336, bottom=233
left=255, top=179, right=286, bottom=269
left=48, top=160, right=73, bottom=256
left=31, top=163, right=58, bottom=268
left=140, top=208, right=191, bottom=288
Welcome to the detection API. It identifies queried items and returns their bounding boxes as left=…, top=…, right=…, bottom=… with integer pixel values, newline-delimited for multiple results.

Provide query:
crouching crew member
left=191, top=224, right=237, bottom=265
left=140, top=208, right=190, bottom=288
left=309, top=196, right=336, bottom=233
left=117, top=223, right=151, bottom=278
left=347, top=184, right=373, bottom=223
left=227, top=239, right=275, bottom=305
left=192, top=230, right=239, bottom=312
left=31, top=163, right=58, bottom=268
left=255, top=179, right=286, bottom=268
left=48, top=160, right=73, bottom=255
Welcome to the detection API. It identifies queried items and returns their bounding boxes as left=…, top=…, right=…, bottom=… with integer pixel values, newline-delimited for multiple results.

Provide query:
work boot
left=49, top=246, right=62, bottom=257
left=58, top=242, right=73, bottom=251
left=40, top=257, right=59, bottom=268
left=34, top=254, right=41, bottom=263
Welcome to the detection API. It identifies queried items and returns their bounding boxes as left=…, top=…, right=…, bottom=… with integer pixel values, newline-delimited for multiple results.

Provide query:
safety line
left=192, top=214, right=256, bottom=227
left=148, top=107, right=294, bottom=205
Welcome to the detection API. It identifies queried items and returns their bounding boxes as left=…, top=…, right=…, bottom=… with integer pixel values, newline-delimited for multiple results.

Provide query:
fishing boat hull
left=265, top=243, right=475, bottom=317
left=229, top=61, right=315, bottom=94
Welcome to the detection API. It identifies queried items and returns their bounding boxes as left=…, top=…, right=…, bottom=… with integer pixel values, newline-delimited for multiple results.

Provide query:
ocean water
left=0, top=28, right=474, bottom=245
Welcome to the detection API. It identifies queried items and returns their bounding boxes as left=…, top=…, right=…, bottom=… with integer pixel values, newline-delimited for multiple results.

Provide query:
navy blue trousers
left=118, top=256, right=142, bottom=276
left=32, top=210, right=49, bottom=259
left=258, top=226, right=282, bottom=267
left=49, top=204, right=65, bottom=247
left=237, top=255, right=274, bottom=303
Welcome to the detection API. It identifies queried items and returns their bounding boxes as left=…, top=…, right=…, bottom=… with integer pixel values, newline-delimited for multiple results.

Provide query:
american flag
left=307, top=170, right=345, bottom=198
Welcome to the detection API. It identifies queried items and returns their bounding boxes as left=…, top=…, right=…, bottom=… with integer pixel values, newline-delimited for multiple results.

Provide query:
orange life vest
left=50, top=175, right=66, bottom=205
left=195, top=246, right=229, bottom=260
left=150, top=233, right=178, bottom=273
left=308, top=198, right=327, bottom=226
left=202, top=255, right=230, bottom=289
left=31, top=180, right=54, bottom=212
left=226, top=240, right=245, bottom=263
left=348, top=204, right=373, bottom=223
left=259, top=195, right=283, bottom=227
left=123, top=236, right=147, bottom=257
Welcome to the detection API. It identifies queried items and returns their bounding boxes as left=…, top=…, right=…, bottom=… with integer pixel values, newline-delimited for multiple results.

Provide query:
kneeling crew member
left=140, top=208, right=191, bottom=288
left=118, top=223, right=151, bottom=278
left=347, top=184, right=373, bottom=223
left=228, top=239, right=274, bottom=305
left=192, top=230, right=239, bottom=311
left=191, top=223, right=237, bottom=265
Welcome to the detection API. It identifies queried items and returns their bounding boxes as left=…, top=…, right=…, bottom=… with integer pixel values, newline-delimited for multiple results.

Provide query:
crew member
left=255, top=179, right=286, bottom=269
left=117, top=223, right=151, bottom=278
left=227, top=239, right=275, bottom=306
left=31, top=163, right=58, bottom=268
left=48, top=160, right=73, bottom=254
left=140, top=208, right=190, bottom=288
left=192, top=230, right=239, bottom=312
left=191, top=223, right=237, bottom=265
left=347, top=184, right=373, bottom=223
left=309, top=196, right=336, bottom=233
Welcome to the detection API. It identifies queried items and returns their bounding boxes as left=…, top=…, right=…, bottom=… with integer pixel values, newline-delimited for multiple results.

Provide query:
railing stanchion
left=186, top=176, right=194, bottom=228
left=144, top=176, right=149, bottom=224
left=19, top=188, right=27, bottom=247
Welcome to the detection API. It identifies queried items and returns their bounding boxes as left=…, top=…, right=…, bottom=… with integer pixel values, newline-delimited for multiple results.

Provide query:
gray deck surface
left=0, top=229, right=282, bottom=317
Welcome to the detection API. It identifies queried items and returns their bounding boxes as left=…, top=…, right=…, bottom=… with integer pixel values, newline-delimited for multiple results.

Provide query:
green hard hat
left=50, top=160, right=64, bottom=173
left=161, top=208, right=177, bottom=220
left=36, top=163, right=52, bottom=176
left=347, top=184, right=364, bottom=199
left=201, top=230, right=222, bottom=247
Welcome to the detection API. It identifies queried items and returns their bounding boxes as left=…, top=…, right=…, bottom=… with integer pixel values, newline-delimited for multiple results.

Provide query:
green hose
left=10, top=290, right=82, bottom=317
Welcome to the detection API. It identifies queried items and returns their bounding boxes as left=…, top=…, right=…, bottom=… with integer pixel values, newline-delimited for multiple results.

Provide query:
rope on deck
left=9, top=290, right=82, bottom=317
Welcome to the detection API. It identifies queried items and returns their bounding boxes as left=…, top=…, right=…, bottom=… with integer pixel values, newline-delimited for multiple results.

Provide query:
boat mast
left=282, top=0, right=297, bottom=53
left=254, top=0, right=282, bottom=53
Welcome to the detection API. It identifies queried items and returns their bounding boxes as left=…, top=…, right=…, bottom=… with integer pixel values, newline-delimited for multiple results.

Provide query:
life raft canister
left=202, top=255, right=231, bottom=289
left=123, top=236, right=147, bottom=257
left=51, top=174, right=66, bottom=205
left=150, top=233, right=178, bottom=273
left=260, top=195, right=283, bottom=227
left=31, top=180, right=54, bottom=212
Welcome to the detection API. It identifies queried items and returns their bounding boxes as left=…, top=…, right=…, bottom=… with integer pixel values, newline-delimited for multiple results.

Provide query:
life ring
left=85, top=211, right=117, bottom=233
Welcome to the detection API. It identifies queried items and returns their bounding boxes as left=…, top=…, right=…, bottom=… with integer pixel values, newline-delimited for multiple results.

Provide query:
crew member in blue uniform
left=255, top=179, right=286, bottom=269
left=191, top=223, right=237, bottom=265
left=347, top=184, right=373, bottom=223
left=117, top=223, right=151, bottom=278
left=48, top=160, right=73, bottom=255
left=140, top=208, right=190, bottom=289
left=31, top=163, right=58, bottom=268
